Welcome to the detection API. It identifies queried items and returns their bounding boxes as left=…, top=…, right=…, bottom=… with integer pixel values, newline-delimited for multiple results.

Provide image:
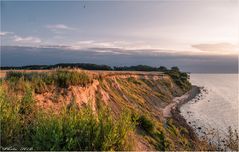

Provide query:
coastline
left=171, top=86, right=201, bottom=140
left=171, top=84, right=238, bottom=151
left=161, top=85, right=215, bottom=150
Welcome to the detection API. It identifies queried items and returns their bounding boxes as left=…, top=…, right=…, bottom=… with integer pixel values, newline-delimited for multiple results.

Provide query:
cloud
left=46, top=24, right=76, bottom=31
left=192, top=43, right=239, bottom=54
left=39, top=45, right=69, bottom=49
left=0, top=31, right=13, bottom=36
left=1, top=45, right=237, bottom=73
left=13, top=35, right=42, bottom=43
left=69, top=40, right=154, bottom=50
left=34, top=40, right=150, bottom=51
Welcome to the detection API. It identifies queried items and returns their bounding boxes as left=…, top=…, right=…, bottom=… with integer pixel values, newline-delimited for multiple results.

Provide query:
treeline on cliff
left=1, top=63, right=112, bottom=71
left=2, top=63, right=174, bottom=72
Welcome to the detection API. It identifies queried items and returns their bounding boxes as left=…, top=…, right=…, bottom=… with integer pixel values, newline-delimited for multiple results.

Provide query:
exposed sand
left=163, top=86, right=200, bottom=118
left=168, top=86, right=202, bottom=141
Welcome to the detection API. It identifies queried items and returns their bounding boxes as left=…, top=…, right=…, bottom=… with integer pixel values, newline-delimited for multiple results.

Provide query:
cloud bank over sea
left=1, top=46, right=237, bottom=73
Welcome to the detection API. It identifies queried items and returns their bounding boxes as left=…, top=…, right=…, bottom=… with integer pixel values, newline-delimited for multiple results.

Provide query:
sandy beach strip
left=163, top=86, right=200, bottom=118
left=162, top=86, right=201, bottom=141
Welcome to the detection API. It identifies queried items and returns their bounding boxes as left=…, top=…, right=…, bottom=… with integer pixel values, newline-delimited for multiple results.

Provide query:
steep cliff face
left=34, top=72, right=184, bottom=118
left=31, top=71, right=196, bottom=150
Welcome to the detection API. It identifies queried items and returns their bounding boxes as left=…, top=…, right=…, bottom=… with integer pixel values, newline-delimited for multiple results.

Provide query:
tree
left=158, top=66, right=168, bottom=72
left=171, top=66, right=179, bottom=72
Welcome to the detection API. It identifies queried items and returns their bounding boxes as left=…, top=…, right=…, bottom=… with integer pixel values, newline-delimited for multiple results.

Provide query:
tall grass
left=0, top=86, right=22, bottom=146
left=52, top=70, right=92, bottom=88
left=30, top=107, right=134, bottom=151
left=136, top=115, right=154, bottom=133
left=0, top=84, right=135, bottom=150
left=5, top=70, right=93, bottom=94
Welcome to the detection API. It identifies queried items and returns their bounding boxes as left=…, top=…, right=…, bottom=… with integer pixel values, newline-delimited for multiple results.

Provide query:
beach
left=163, top=86, right=200, bottom=118
left=162, top=86, right=202, bottom=141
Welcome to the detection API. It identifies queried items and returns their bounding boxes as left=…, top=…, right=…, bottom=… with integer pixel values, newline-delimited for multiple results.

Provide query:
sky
left=0, top=0, right=238, bottom=73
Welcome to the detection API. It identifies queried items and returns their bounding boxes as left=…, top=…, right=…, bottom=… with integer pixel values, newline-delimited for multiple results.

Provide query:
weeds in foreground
left=136, top=115, right=154, bottom=133
left=0, top=84, right=135, bottom=151
left=133, top=113, right=174, bottom=150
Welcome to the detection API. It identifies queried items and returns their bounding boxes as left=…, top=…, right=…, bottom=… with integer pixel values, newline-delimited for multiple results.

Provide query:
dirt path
left=163, top=86, right=200, bottom=118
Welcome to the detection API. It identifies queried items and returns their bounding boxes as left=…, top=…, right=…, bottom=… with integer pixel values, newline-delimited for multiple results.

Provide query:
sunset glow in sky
left=1, top=0, right=238, bottom=54
left=0, top=1, right=238, bottom=72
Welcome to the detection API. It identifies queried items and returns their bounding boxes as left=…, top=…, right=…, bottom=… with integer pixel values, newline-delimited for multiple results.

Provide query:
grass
left=136, top=115, right=154, bottom=133
left=30, top=107, right=134, bottom=151
left=0, top=86, right=22, bottom=146
left=101, top=76, right=190, bottom=150
left=53, top=70, right=93, bottom=88
left=127, top=77, right=142, bottom=85
left=5, top=70, right=93, bottom=94
left=0, top=83, right=135, bottom=151
left=133, top=113, right=175, bottom=150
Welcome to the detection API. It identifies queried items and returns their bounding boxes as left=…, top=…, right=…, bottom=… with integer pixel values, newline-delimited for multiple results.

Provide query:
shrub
left=166, top=67, right=191, bottom=92
left=133, top=114, right=174, bottom=150
left=136, top=115, right=154, bottom=133
left=53, top=70, right=92, bottom=88
left=155, top=131, right=174, bottom=150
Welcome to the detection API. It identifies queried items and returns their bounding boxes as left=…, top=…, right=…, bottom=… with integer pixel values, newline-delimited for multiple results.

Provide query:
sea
left=180, top=74, right=238, bottom=140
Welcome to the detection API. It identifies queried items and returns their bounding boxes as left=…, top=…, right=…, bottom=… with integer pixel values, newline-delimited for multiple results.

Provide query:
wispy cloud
left=0, top=31, right=13, bottom=36
left=13, top=35, right=42, bottom=43
left=192, top=43, right=239, bottom=54
left=69, top=40, right=154, bottom=50
left=46, top=24, right=76, bottom=31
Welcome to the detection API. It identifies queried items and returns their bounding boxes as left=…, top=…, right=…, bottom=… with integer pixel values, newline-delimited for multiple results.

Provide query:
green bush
left=53, top=70, right=92, bottom=88
left=166, top=67, right=191, bottom=92
left=137, top=115, right=154, bottom=133
left=154, top=131, right=174, bottom=150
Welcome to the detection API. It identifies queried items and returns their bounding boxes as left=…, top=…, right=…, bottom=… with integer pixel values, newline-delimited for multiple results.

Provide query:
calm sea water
left=181, top=74, right=238, bottom=137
